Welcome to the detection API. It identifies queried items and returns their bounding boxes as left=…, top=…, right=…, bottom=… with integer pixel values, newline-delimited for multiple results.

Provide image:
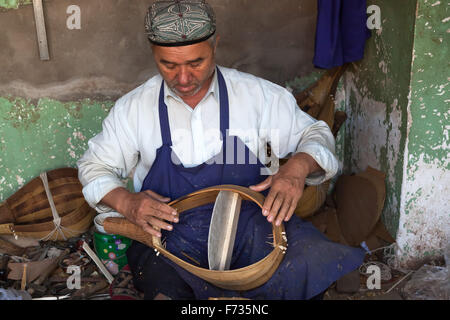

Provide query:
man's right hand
left=101, top=187, right=179, bottom=238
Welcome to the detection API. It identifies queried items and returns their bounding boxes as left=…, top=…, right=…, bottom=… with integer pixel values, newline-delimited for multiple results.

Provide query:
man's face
left=152, top=39, right=218, bottom=99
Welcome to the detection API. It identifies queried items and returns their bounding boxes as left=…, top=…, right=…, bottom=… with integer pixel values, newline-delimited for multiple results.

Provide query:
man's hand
left=250, top=153, right=323, bottom=226
left=101, top=188, right=179, bottom=238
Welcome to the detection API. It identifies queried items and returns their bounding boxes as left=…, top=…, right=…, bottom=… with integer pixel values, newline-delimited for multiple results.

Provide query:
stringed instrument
left=0, top=168, right=95, bottom=241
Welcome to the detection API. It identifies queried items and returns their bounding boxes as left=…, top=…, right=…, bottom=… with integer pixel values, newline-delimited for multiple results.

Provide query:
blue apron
left=128, top=67, right=365, bottom=299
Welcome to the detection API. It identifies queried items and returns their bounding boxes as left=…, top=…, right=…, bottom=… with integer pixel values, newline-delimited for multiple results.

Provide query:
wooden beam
left=32, top=0, right=50, bottom=61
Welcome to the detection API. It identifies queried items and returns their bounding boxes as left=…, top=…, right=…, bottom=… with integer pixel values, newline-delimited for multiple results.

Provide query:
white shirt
left=77, top=66, right=338, bottom=213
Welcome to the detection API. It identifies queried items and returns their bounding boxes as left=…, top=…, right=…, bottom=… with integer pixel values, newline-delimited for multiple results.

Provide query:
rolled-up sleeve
left=260, top=86, right=338, bottom=185
left=77, top=97, right=139, bottom=213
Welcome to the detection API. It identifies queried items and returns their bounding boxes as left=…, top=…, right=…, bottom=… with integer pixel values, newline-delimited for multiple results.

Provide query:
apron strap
left=158, top=82, right=173, bottom=146
left=217, top=68, right=229, bottom=140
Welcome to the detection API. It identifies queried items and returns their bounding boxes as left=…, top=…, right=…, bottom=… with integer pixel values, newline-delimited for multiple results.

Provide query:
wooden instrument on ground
left=295, top=180, right=331, bottom=218
left=289, top=65, right=348, bottom=218
left=103, top=185, right=287, bottom=291
left=0, top=168, right=95, bottom=241
left=295, top=65, right=347, bottom=120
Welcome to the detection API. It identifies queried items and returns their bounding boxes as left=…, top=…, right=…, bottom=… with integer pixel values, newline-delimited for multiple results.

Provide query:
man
left=78, top=0, right=364, bottom=300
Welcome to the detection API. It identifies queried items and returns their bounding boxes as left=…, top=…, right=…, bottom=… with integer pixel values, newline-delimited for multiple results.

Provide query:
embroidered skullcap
left=145, top=0, right=216, bottom=46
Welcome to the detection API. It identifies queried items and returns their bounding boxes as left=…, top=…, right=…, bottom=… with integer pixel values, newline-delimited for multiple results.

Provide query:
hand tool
left=207, top=190, right=242, bottom=271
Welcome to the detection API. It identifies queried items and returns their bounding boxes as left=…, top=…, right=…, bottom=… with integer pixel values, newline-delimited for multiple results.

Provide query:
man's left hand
left=249, top=152, right=323, bottom=226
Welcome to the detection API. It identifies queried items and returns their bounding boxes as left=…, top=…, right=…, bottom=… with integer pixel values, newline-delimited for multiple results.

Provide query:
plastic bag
left=402, top=244, right=450, bottom=300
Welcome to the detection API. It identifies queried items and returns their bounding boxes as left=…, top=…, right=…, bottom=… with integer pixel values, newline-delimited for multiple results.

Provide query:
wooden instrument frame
left=104, top=185, right=287, bottom=291
left=0, top=168, right=95, bottom=240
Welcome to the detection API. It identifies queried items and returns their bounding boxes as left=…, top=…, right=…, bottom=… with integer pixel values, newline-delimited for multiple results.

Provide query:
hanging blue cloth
left=313, top=0, right=371, bottom=69
left=127, top=67, right=365, bottom=299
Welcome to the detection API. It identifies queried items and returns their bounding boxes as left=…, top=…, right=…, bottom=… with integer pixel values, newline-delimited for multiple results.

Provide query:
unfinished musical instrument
left=0, top=168, right=95, bottom=241
left=103, top=185, right=287, bottom=291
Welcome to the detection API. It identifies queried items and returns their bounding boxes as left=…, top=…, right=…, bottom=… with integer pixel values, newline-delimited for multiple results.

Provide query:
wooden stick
left=81, top=241, right=114, bottom=284
left=385, top=270, right=414, bottom=294
left=32, top=0, right=50, bottom=60
left=181, top=251, right=201, bottom=266
left=21, top=263, right=28, bottom=291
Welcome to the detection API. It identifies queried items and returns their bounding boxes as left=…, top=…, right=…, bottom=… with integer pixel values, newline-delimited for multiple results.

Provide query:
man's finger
left=262, top=188, right=277, bottom=217
left=284, top=201, right=298, bottom=222
left=146, top=216, right=174, bottom=232
left=151, top=200, right=178, bottom=217
left=249, top=176, right=273, bottom=192
left=285, top=192, right=302, bottom=221
left=147, top=204, right=179, bottom=223
left=141, top=221, right=162, bottom=238
left=144, top=190, right=171, bottom=202
left=275, top=198, right=293, bottom=226
left=268, top=194, right=284, bottom=224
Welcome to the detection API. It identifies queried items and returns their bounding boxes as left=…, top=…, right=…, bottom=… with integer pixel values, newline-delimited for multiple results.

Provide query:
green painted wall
left=0, top=97, right=113, bottom=201
left=0, top=1, right=114, bottom=201
left=395, top=0, right=450, bottom=268
left=0, top=0, right=31, bottom=10
left=405, top=0, right=449, bottom=175
left=343, top=0, right=449, bottom=267
left=343, top=0, right=417, bottom=236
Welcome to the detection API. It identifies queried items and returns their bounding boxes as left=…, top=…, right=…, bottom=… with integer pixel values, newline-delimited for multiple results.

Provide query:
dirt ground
left=1, top=229, right=447, bottom=300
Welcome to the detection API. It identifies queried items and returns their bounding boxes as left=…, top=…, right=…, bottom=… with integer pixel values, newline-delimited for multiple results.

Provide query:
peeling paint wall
left=0, top=97, right=113, bottom=201
left=0, top=0, right=31, bottom=10
left=343, top=0, right=416, bottom=237
left=396, top=0, right=449, bottom=268
left=344, top=0, right=449, bottom=268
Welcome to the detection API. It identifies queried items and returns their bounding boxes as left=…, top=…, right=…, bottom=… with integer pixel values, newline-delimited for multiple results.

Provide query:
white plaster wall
left=396, top=153, right=450, bottom=269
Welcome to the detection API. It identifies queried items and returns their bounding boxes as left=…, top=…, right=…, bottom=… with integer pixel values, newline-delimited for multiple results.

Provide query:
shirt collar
left=164, top=67, right=219, bottom=104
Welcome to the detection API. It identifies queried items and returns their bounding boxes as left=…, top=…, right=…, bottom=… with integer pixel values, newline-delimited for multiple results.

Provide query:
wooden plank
left=82, top=241, right=114, bottom=284
left=32, top=0, right=50, bottom=61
